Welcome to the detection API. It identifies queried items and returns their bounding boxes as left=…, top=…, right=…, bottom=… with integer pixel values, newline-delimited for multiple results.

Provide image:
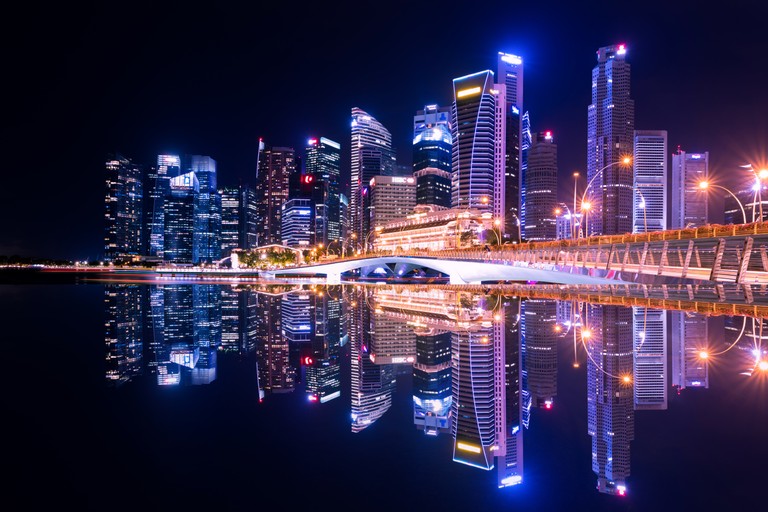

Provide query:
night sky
left=4, top=1, right=767, bottom=260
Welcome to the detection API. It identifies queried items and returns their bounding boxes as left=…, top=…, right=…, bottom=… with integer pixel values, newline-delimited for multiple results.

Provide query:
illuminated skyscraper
left=671, top=150, right=709, bottom=228
left=255, top=145, right=295, bottom=246
left=146, top=154, right=181, bottom=257
left=632, top=307, right=667, bottom=410
left=219, top=185, right=258, bottom=256
left=255, top=293, right=295, bottom=397
left=452, top=70, right=505, bottom=223
left=306, top=137, right=341, bottom=246
left=524, top=131, right=558, bottom=241
left=587, top=44, right=635, bottom=236
left=370, top=311, right=416, bottom=365
left=413, top=105, right=452, bottom=209
left=632, top=131, right=667, bottom=233
left=586, top=305, right=634, bottom=496
left=497, top=52, right=523, bottom=243
left=350, top=108, right=396, bottom=242
left=188, top=155, right=221, bottom=263
left=163, top=171, right=198, bottom=264
left=104, top=153, right=143, bottom=261
left=281, top=198, right=313, bottom=248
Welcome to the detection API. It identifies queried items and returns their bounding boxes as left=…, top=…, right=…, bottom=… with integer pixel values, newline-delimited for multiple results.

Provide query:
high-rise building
left=350, top=108, right=396, bottom=243
left=671, top=150, right=709, bottom=228
left=305, top=137, right=341, bottom=247
left=254, top=293, right=295, bottom=396
left=219, top=185, right=258, bottom=256
left=520, top=111, right=531, bottom=237
left=413, top=104, right=452, bottom=209
left=498, top=52, right=523, bottom=243
left=146, top=154, right=181, bottom=257
left=521, top=299, right=557, bottom=409
left=587, top=44, right=635, bottom=236
left=632, top=131, right=667, bottom=233
left=255, top=144, right=295, bottom=246
left=413, top=104, right=452, bottom=174
left=188, top=155, right=221, bottom=263
left=368, top=175, right=417, bottom=231
left=413, top=329, right=452, bottom=436
left=524, top=131, right=558, bottom=241
left=281, top=198, right=313, bottom=248
left=163, top=171, right=198, bottom=264
left=104, top=153, right=143, bottom=261
left=104, top=284, right=144, bottom=384
left=632, top=307, right=668, bottom=410
left=452, top=70, right=505, bottom=224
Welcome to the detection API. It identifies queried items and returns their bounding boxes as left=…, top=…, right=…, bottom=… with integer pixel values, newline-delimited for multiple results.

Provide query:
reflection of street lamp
left=698, top=181, right=746, bottom=224
left=579, top=157, right=632, bottom=237
left=573, top=172, right=580, bottom=240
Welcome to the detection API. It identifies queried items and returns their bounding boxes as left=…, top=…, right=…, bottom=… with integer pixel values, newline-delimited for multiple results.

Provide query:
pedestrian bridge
left=260, top=255, right=621, bottom=285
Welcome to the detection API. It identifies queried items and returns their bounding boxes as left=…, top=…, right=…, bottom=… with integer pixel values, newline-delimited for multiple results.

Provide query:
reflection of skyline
left=102, top=283, right=761, bottom=498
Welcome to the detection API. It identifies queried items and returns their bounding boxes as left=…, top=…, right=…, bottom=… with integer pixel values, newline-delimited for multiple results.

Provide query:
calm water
left=4, top=279, right=766, bottom=511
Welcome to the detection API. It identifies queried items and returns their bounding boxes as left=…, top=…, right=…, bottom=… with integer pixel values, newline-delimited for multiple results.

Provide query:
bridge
left=262, top=222, right=768, bottom=286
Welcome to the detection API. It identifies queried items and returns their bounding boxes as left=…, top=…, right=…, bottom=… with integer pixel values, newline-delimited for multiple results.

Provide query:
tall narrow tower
left=255, top=145, right=295, bottom=246
left=451, top=70, right=505, bottom=222
left=497, top=52, right=523, bottom=242
left=587, top=44, right=635, bottom=236
left=350, top=108, right=396, bottom=242
left=632, top=130, right=667, bottom=233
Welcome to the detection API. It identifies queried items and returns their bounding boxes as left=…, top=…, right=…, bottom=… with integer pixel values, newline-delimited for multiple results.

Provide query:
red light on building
left=308, top=394, right=319, bottom=402
left=302, top=175, right=314, bottom=184
left=302, top=356, right=314, bottom=365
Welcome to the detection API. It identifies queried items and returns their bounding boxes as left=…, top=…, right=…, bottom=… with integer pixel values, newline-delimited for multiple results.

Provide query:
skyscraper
left=497, top=52, right=523, bottom=243
left=671, top=150, right=709, bottom=228
left=671, top=311, right=709, bottom=389
left=452, top=70, right=505, bottom=223
left=219, top=184, right=258, bottom=257
left=281, top=198, right=313, bottom=248
left=146, top=154, right=181, bottom=257
left=104, top=153, right=143, bottom=261
left=255, top=144, right=295, bottom=246
left=163, top=171, right=198, bottom=264
left=413, top=104, right=453, bottom=209
left=587, top=44, right=635, bottom=236
left=305, top=137, right=341, bottom=246
left=632, top=131, right=667, bottom=233
left=350, top=108, right=396, bottom=242
left=524, top=131, right=558, bottom=241
left=188, top=155, right=221, bottom=263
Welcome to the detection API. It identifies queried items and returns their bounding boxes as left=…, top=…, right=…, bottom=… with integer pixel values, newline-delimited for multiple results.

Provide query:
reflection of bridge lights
left=480, top=336, right=489, bottom=344
left=554, top=325, right=562, bottom=332
left=758, top=360, right=768, bottom=372
left=622, top=375, right=632, bottom=384
left=573, top=362, right=580, bottom=368
left=582, top=329, right=592, bottom=339
left=699, top=350, right=709, bottom=360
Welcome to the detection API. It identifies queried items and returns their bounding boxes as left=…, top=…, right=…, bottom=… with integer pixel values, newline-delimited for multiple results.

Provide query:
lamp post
left=555, top=205, right=577, bottom=240
left=364, top=226, right=382, bottom=255
left=573, top=172, right=580, bottom=240
left=698, top=181, right=746, bottom=224
left=508, top=212, right=521, bottom=243
left=742, top=164, right=768, bottom=222
left=491, top=218, right=502, bottom=245
left=579, top=157, right=632, bottom=238
left=635, top=188, right=648, bottom=233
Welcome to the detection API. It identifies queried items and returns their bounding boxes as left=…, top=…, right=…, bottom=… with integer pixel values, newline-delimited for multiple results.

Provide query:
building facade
left=671, top=150, right=709, bottom=228
left=632, top=131, right=667, bottom=233
left=255, top=145, right=295, bottom=246
left=497, top=52, right=523, bottom=243
left=524, top=131, right=557, bottom=241
left=306, top=137, right=341, bottom=247
left=104, top=153, right=144, bottom=261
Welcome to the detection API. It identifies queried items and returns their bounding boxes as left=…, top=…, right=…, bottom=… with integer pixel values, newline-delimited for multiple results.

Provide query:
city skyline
left=5, top=1, right=767, bottom=259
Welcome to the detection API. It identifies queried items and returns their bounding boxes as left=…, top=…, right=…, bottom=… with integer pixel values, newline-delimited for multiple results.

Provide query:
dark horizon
left=3, top=1, right=766, bottom=260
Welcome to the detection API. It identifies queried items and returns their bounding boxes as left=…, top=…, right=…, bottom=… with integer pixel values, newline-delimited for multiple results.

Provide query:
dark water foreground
left=2, top=277, right=766, bottom=511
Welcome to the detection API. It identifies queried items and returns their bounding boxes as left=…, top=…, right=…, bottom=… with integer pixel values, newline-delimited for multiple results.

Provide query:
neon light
left=457, top=442, right=482, bottom=453
left=500, top=475, right=523, bottom=486
left=617, top=44, right=627, bottom=55
left=308, top=395, right=318, bottom=402
left=457, top=86, right=481, bottom=98
left=307, top=138, right=318, bottom=145
left=499, top=52, right=522, bottom=65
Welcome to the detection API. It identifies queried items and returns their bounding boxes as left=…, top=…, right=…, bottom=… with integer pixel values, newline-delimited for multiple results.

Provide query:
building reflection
left=102, top=282, right=764, bottom=497
left=585, top=304, right=634, bottom=496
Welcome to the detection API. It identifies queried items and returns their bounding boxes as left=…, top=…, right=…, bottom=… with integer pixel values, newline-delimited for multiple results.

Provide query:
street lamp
left=491, top=218, right=502, bottom=245
left=555, top=205, right=578, bottom=240
left=698, top=180, right=746, bottom=224
left=364, top=226, right=382, bottom=255
left=508, top=212, right=521, bottom=243
left=578, top=157, right=632, bottom=237
left=635, top=188, right=648, bottom=233
left=742, top=164, right=768, bottom=222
